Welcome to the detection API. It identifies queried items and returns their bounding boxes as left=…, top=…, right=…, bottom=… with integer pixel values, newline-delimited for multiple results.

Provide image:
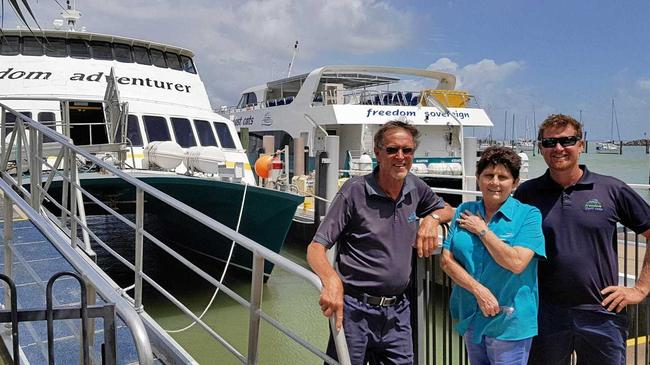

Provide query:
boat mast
left=60, top=0, right=82, bottom=31
left=287, top=41, right=299, bottom=77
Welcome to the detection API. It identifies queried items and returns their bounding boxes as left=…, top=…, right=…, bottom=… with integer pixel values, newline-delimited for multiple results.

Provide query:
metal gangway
left=0, top=98, right=351, bottom=363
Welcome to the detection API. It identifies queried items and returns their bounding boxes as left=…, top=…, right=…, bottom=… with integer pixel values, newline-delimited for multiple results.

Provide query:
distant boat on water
left=596, top=99, right=621, bottom=154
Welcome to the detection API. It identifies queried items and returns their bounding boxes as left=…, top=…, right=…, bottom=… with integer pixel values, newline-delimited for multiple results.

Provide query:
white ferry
left=221, top=65, right=494, bottom=206
left=0, top=14, right=302, bottom=275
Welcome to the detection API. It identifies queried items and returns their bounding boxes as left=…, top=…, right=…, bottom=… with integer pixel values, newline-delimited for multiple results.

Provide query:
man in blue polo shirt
left=514, top=114, right=650, bottom=365
left=307, top=120, right=452, bottom=364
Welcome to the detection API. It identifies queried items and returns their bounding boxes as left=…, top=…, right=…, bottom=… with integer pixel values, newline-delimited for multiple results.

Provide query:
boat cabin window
left=90, top=41, right=113, bottom=60
left=193, top=120, right=217, bottom=146
left=165, top=52, right=182, bottom=71
left=150, top=49, right=167, bottom=68
left=213, top=121, right=236, bottom=149
left=127, top=115, right=143, bottom=147
left=180, top=55, right=196, bottom=74
left=113, top=43, right=133, bottom=63
left=44, top=38, right=67, bottom=57
left=133, top=46, right=152, bottom=65
left=237, top=92, right=258, bottom=108
left=4, top=111, right=32, bottom=134
left=143, top=115, right=171, bottom=142
left=68, top=39, right=91, bottom=59
left=22, top=37, right=44, bottom=56
left=38, top=112, right=57, bottom=142
left=69, top=102, right=108, bottom=145
left=170, top=117, right=197, bottom=148
left=0, top=36, right=20, bottom=55
left=2, top=35, right=197, bottom=73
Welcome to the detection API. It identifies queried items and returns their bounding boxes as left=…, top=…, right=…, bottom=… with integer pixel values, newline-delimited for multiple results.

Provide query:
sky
left=2, top=0, right=650, bottom=141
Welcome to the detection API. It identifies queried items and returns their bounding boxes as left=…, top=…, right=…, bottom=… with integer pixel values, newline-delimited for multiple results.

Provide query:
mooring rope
left=164, top=181, right=249, bottom=333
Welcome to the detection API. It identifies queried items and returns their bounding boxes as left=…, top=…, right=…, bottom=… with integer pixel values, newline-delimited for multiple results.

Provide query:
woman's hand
left=457, top=210, right=488, bottom=237
left=473, top=284, right=500, bottom=317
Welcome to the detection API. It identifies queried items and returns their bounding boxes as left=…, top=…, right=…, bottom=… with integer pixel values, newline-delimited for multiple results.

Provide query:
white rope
left=291, top=185, right=331, bottom=204
left=164, top=182, right=249, bottom=333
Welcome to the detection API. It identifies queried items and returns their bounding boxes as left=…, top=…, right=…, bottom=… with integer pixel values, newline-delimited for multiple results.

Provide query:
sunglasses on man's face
left=384, top=146, right=415, bottom=155
left=539, top=136, right=582, bottom=148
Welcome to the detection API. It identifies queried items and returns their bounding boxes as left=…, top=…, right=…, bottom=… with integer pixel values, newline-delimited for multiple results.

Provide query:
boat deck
left=0, top=199, right=146, bottom=364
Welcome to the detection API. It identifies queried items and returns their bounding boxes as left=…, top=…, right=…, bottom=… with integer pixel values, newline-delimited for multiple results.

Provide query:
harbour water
left=90, top=145, right=648, bottom=364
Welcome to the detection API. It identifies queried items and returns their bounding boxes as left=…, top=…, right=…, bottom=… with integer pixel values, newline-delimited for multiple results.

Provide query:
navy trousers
left=326, top=294, right=413, bottom=365
left=528, top=301, right=628, bottom=365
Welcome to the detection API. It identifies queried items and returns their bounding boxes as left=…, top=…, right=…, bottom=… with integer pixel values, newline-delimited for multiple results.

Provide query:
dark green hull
left=48, top=174, right=303, bottom=276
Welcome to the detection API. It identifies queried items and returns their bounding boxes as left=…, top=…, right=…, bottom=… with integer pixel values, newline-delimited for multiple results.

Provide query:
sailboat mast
left=287, top=41, right=299, bottom=78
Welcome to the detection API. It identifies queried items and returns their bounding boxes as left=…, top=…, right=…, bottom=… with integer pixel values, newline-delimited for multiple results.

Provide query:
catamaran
left=0, top=11, right=302, bottom=275
left=221, top=65, right=494, bottom=208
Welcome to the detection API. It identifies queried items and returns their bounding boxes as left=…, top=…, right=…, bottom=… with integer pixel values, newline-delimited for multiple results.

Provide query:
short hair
left=373, top=120, right=420, bottom=150
left=537, top=114, right=583, bottom=140
left=476, top=146, right=521, bottom=180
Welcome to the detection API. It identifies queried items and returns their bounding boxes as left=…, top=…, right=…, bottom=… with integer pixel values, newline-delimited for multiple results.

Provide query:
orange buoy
left=254, top=155, right=273, bottom=178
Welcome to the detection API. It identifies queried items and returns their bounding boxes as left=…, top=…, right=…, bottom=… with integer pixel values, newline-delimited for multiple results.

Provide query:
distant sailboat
left=596, top=99, right=621, bottom=154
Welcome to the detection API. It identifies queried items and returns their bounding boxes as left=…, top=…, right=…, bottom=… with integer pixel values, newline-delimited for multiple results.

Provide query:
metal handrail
left=0, top=102, right=351, bottom=364
left=0, top=177, right=154, bottom=364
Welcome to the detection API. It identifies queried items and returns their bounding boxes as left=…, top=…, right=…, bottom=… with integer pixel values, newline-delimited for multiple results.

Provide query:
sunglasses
left=539, top=136, right=582, bottom=148
left=384, top=146, right=415, bottom=155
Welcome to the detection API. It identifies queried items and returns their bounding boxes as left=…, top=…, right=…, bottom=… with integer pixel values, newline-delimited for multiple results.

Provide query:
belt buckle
left=380, top=296, right=396, bottom=306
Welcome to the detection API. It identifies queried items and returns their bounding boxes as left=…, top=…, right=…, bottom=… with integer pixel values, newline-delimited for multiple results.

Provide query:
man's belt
left=345, top=288, right=403, bottom=307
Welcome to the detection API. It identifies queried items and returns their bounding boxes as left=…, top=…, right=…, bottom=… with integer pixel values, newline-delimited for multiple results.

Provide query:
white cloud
left=638, top=79, right=650, bottom=90
left=69, top=0, right=416, bottom=106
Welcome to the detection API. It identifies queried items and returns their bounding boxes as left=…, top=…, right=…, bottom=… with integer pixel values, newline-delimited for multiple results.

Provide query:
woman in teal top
left=441, top=146, right=545, bottom=365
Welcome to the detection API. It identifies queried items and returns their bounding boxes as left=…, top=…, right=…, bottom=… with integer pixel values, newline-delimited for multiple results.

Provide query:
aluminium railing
left=0, top=101, right=351, bottom=364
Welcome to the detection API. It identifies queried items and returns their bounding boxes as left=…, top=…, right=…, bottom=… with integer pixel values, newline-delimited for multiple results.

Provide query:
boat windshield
left=143, top=115, right=171, bottom=142
left=194, top=120, right=218, bottom=146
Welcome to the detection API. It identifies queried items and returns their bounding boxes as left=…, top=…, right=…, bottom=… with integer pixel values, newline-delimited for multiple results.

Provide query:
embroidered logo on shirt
left=408, top=212, right=418, bottom=223
left=584, top=199, right=604, bottom=211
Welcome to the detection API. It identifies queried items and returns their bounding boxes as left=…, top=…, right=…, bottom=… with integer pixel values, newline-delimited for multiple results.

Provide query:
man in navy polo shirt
left=307, top=120, right=452, bottom=364
left=514, top=114, right=650, bottom=365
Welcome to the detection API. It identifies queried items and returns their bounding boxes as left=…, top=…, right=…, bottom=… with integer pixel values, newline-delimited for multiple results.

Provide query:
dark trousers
left=528, top=301, right=628, bottom=365
left=326, top=294, right=413, bottom=365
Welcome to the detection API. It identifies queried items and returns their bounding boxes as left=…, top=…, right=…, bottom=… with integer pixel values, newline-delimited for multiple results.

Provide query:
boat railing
left=0, top=107, right=155, bottom=363
left=0, top=103, right=351, bottom=364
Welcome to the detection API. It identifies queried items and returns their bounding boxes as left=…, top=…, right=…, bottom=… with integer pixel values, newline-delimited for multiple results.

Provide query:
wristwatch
left=430, top=213, right=441, bottom=222
left=479, top=229, right=488, bottom=238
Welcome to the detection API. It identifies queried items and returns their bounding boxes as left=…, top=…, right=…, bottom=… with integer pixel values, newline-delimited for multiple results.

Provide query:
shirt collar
left=365, top=166, right=416, bottom=200
left=479, top=195, right=516, bottom=221
left=539, top=165, right=593, bottom=189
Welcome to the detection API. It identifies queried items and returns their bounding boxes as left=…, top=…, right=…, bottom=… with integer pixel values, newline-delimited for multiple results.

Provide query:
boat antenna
left=287, top=41, right=299, bottom=77
left=60, top=0, right=82, bottom=31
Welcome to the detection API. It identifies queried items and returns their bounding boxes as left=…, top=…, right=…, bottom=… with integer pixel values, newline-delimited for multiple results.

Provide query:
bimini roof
left=0, top=28, right=194, bottom=57
left=265, top=71, right=400, bottom=93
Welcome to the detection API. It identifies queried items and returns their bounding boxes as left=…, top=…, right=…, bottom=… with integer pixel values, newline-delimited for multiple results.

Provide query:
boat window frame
left=126, top=114, right=144, bottom=147
left=212, top=121, right=236, bottom=149
left=193, top=119, right=218, bottom=147
left=142, top=115, right=172, bottom=143
left=133, top=45, right=152, bottom=65
left=113, top=43, right=133, bottom=63
left=38, top=112, right=57, bottom=142
left=90, top=40, right=114, bottom=60
left=43, top=37, right=67, bottom=57
left=0, top=36, right=20, bottom=56
left=22, top=37, right=44, bottom=56
left=165, top=51, right=183, bottom=71
left=68, top=38, right=91, bottom=59
left=180, top=55, right=197, bottom=74
left=150, top=48, right=167, bottom=68
left=170, top=117, right=197, bottom=148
